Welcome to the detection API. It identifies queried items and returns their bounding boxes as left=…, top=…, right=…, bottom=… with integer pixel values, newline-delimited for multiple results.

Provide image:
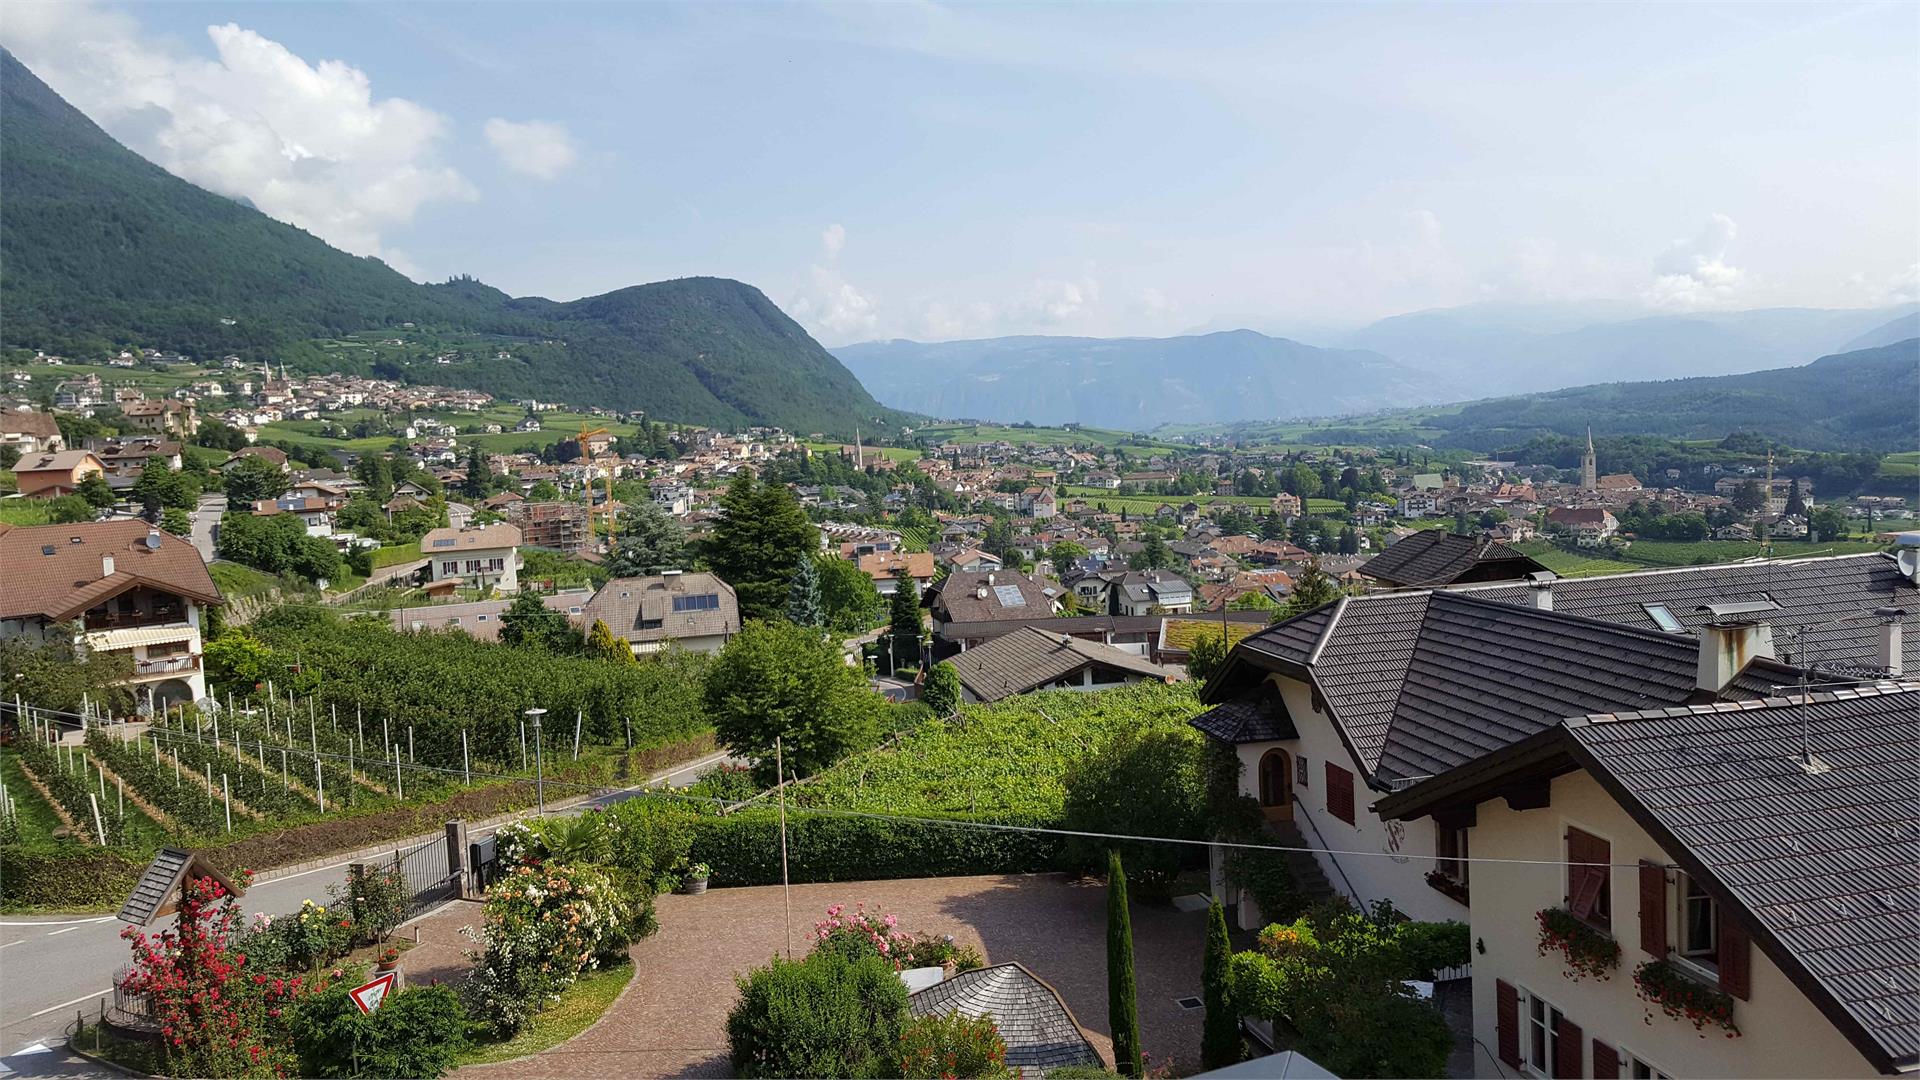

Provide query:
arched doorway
left=1257, top=748, right=1292, bottom=820
left=149, top=679, right=195, bottom=715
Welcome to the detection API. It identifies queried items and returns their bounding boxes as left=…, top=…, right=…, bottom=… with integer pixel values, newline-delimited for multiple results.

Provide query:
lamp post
left=524, top=707, right=547, bottom=814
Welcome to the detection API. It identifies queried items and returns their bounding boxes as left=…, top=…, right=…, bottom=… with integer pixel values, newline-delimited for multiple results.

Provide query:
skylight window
left=1643, top=604, right=1685, bottom=633
left=993, top=584, right=1027, bottom=608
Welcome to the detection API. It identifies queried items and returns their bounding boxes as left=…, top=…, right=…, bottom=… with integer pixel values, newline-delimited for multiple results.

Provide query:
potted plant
left=1535, top=907, right=1620, bottom=981
left=681, top=863, right=711, bottom=895
left=1634, top=960, right=1741, bottom=1038
left=376, top=947, right=400, bottom=972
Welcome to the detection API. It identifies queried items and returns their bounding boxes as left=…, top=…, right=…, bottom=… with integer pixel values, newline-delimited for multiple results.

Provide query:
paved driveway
left=429, top=873, right=1211, bottom=1080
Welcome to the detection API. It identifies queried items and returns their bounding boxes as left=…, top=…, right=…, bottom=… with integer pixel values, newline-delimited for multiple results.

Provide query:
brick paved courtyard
left=418, top=872, right=1213, bottom=1079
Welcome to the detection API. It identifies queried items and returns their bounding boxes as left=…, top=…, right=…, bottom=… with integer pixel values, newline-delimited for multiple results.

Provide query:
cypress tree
left=1201, top=898, right=1241, bottom=1070
left=887, top=583, right=922, bottom=675
left=786, top=555, right=824, bottom=628
left=1107, top=850, right=1144, bottom=1078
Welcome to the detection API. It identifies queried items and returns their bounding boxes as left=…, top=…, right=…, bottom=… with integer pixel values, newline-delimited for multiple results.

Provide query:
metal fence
left=391, top=833, right=459, bottom=919
left=106, top=964, right=159, bottom=1035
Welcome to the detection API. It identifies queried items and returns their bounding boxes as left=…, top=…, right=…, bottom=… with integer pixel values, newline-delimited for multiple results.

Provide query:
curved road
left=0, top=750, right=735, bottom=1071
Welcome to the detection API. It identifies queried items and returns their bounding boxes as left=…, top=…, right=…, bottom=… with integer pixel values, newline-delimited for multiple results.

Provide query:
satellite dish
left=145, top=532, right=162, bottom=550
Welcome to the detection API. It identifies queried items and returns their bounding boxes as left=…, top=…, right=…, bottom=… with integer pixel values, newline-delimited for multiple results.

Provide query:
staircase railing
left=1293, top=807, right=1365, bottom=907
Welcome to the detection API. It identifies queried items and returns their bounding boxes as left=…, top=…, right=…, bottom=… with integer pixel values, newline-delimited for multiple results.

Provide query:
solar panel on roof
left=993, top=584, right=1026, bottom=607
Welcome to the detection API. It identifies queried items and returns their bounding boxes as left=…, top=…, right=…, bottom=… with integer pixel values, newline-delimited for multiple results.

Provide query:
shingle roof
left=1564, top=686, right=1920, bottom=1074
left=1190, top=697, right=1299, bottom=743
left=0, top=520, right=221, bottom=621
left=1358, top=530, right=1546, bottom=588
left=580, top=572, right=739, bottom=643
left=1210, top=590, right=1807, bottom=784
left=909, top=963, right=1101, bottom=1075
left=933, top=570, right=1059, bottom=623
left=0, top=410, right=60, bottom=439
left=1460, top=553, right=1919, bottom=673
left=946, top=627, right=1172, bottom=702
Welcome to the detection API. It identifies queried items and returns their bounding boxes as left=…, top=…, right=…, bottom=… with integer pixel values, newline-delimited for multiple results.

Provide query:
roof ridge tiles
left=1574, top=681, right=1920, bottom=724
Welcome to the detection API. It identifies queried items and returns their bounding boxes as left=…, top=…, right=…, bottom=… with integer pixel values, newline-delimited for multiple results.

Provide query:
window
left=1089, top=666, right=1126, bottom=684
left=1437, top=824, right=1469, bottom=886
left=1627, top=1052, right=1672, bottom=1080
left=1643, top=603, right=1685, bottom=633
left=487, top=557, right=505, bottom=572
left=1525, top=992, right=1562, bottom=1077
left=671, top=593, right=720, bottom=613
left=1324, top=762, right=1355, bottom=825
left=1565, top=827, right=1612, bottom=931
left=1678, top=873, right=1719, bottom=970
left=440, top=560, right=459, bottom=576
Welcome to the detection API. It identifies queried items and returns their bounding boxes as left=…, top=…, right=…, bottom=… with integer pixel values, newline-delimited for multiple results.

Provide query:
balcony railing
left=132, top=654, right=201, bottom=676
left=83, top=609, right=185, bottom=631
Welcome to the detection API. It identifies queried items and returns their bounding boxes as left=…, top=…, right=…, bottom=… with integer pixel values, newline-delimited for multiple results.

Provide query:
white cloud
left=821, top=223, right=847, bottom=260
left=484, top=118, right=579, bottom=180
left=788, top=225, right=880, bottom=342
left=0, top=3, right=475, bottom=273
left=1849, top=263, right=1919, bottom=306
left=1643, top=214, right=1749, bottom=309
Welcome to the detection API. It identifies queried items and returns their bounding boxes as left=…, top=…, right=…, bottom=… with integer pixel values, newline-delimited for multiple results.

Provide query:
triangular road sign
left=349, top=972, right=397, bottom=1014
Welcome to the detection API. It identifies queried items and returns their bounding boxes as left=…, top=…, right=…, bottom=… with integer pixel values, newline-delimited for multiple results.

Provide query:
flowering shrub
left=460, top=861, right=630, bottom=1037
left=811, top=903, right=984, bottom=972
left=1634, top=960, right=1740, bottom=1038
left=279, top=899, right=356, bottom=972
left=1536, top=907, right=1621, bottom=981
left=333, top=864, right=408, bottom=946
left=119, top=876, right=307, bottom=1077
left=896, top=1010, right=1013, bottom=1079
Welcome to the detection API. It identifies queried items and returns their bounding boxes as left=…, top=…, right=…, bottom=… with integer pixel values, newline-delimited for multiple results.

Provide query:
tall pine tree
left=1107, top=850, right=1144, bottom=1078
left=887, top=583, right=923, bottom=675
left=786, top=554, right=824, bottom=628
left=707, top=472, right=817, bottom=621
left=1201, top=898, right=1241, bottom=1069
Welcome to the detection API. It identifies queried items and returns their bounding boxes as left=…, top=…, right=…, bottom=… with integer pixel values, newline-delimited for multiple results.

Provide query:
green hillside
left=0, top=50, right=894, bottom=437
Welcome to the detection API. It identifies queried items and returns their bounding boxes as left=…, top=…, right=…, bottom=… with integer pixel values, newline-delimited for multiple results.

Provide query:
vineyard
left=791, top=681, right=1206, bottom=819
left=1616, top=538, right=1888, bottom=567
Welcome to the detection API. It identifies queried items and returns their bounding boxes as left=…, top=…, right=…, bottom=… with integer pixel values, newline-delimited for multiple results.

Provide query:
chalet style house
left=0, top=520, right=223, bottom=709
left=420, top=523, right=522, bottom=595
left=580, top=571, right=741, bottom=654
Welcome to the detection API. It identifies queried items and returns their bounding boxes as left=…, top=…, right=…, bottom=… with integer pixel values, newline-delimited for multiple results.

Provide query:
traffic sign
left=349, top=972, right=396, bottom=1014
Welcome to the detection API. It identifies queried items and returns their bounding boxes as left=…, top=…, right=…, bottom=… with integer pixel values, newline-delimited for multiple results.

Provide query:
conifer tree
left=1107, top=850, right=1144, bottom=1078
left=786, top=554, right=823, bottom=628
left=1201, top=898, right=1241, bottom=1070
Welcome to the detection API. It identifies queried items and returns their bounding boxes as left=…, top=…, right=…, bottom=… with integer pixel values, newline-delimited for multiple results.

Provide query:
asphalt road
left=188, top=493, right=224, bottom=562
left=0, top=749, right=735, bottom=1068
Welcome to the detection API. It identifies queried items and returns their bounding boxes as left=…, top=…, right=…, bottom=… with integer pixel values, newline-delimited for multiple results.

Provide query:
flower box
left=1634, top=960, right=1740, bottom=1038
left=1424, top=869, right=1470, bottom=905
left=1535, top=907, right=1620, bottom=981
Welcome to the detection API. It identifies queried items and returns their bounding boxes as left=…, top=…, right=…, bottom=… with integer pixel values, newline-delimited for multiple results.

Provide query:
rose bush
left=459, top=860, right=629, bottom=1037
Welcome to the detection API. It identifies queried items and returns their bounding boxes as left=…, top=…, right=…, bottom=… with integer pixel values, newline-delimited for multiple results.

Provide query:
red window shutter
left=1325, top=762, right=1354, bottom=825
left=1592, top=1038, right=1619, bottom=1079
left=1638, top=861, right=1668, bottom=957
left=1555, top=1015, right=1584, bottom=1078
left=1565, top=828, right=1611, bottom=929
left=1495, top=979, right=1520, bottom=1068
left=1719, top=915, right=1751, bottom=1000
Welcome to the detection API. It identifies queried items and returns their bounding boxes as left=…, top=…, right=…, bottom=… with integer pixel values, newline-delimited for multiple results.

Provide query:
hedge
left=687, top=808, right=1064, bottom=887
left=0, top=844, right=146, bottom=908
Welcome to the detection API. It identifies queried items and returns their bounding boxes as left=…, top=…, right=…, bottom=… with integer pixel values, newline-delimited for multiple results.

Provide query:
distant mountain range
left=833, top=330, right=1453, bottom=428
left=0, top=51, right=894, bottom=437
left=1397, top=338, right=1920, bottom=453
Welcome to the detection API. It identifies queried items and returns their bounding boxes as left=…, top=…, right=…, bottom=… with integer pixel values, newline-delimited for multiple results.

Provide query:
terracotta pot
left=377, top=959, right=399, bottom=972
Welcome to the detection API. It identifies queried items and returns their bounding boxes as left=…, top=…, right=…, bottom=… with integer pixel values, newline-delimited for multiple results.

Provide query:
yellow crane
left=577, top=423, right=616, bottom=549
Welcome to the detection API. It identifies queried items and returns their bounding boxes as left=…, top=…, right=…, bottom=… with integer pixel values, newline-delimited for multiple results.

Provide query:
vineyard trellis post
left=89, top=792, right=105, bottom=845
left=462, top=729, right=470, bottom=786
left=572, top=709, right=581, bottom=761
left=315, top=757, right=326, bottom=813
left=223, top=775, right=232, bottom=833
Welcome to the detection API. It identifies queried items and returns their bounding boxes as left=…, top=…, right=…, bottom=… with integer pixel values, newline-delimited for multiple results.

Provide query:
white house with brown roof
left=0, top=521, right=222, bottom=708
left=421, top=523, right=522, bottom=594
left=0, top=410, right=63, bottom=455
left=579, top=571, right=740, bottom=654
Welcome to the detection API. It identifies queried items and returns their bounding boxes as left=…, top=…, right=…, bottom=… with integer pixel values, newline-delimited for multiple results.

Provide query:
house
left=0, top=410, right=63, bottom=455
left=89, top=437, right=182, bottom=478
left=930, top=569, right=1062, bottom=642
left=1547, top=507, right=1621, bottom=547
left=514, top=416, right=542, bottom=433
left=0, top=521, right=222, bottom=708
left=509, top=501, right=590, bottom=555
left=1017, top=487, right=1058, bottom=520
left=1596, top=472, right=1642, bottom=493
left=420, top=523, right=522, bottom=594
left=946, top=548, right=1003, bottom=573
left=907, top=963, right=1102, bottom=1075
left=1191, top=590, right=1821, bottom=927
left=1376, top=684, right=1920, bottom=1079
left=221, top=445, right=290, bottom=473
left=1358, top=531, right=1549, bottom=589
left=1399, top=492, right=1439, bottom=519
left=14, top=449, right=106, bottom=498
left=1072, top=569, right=1194, bottom=616
left=857, top=551, right=937, bottom=597
left=945, top=626, right=1175, bottom=702
left=1270, top=492, right=1302, bottom=518
left=253, top=497, right=335, bottom=537
left=579, top=571, right=740, bottom=654
left=120, top=397, right=197, bottom=437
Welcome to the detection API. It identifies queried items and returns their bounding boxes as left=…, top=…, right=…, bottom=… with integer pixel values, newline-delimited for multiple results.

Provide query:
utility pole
left=525, top=708, right=547, bottom=814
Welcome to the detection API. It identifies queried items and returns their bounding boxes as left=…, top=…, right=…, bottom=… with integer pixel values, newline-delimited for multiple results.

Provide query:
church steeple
left=1581, top=425, right=1598, bottom=492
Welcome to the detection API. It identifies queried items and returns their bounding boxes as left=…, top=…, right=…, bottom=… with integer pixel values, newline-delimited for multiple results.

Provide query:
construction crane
left=577, top=422, right=616, bottom=550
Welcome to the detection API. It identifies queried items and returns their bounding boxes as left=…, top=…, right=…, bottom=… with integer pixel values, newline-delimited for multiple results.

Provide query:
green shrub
left=0, top=844, right=144, bottom=908
left=289, top=982, right=467, bottom=1078
left=897, top=1010, right=1013, bottom=1079
left=726, top=949, right=909, bottom=1078
left=335, top=863, right=409, bottom=947
left=1063, top=730, right=1207, bottom=900
left=1224, top=848, right=1304, bottom=926
left=1395, top=919, right=1470, bottom=981
left=689, top=807, right=1061, bottom=886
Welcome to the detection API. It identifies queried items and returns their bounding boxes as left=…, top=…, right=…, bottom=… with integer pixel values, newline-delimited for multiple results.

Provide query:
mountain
left=832, top=330, right=1454, bottom=428
left=1841, top=312, right=1920, bottom=352
left=1341, top=301, right=1918, bottom=394
left=1413, top=338, right=1920, bottom=453
left=0, top=51, right=892, bottom=436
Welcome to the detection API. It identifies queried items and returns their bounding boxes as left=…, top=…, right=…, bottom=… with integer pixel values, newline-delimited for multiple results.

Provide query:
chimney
left=1693, top=602, right=1777, bottom=694
left=101, top=554, right=115, bottom=578
left=1525, top=570, right=1556, bottom=611
left=1874, top=607, right=1904, bottom=676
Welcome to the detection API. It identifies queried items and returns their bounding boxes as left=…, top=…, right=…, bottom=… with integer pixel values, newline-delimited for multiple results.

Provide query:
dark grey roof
left=909, top=962, right=1101, bottom=1074
left=1565, top=687, right=1920, bottom=1074
left=1359, top=530, right=1546, bottom=588
left=939, top=610, right=1269, bottom=644
left=1191, top=697, right=1299, bottom=743
left=1212, top=590, right=1809, bottom=784
left=947, top=627, right=1172, bottom=702
left=1460, top=553, right=1918, bottom=672
left=933, top=570, right=1060, bottom=623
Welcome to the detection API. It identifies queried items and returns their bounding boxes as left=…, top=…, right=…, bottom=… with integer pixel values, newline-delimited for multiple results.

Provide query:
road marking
left=0, top=941, right=21, bottom=949
left=19, top=990, right=111, bottom=1021
left=43, top=928, right=77, bottom=937
left=0, top=916, right=113, bottom=927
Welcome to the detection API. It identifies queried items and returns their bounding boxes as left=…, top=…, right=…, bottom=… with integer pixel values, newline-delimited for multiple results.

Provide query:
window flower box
left=1634, top=960, right=1740, bottom=1038
left=1536, top=907, right=1620, bottom=981
left=1425, top=869, right=1470, bottom=905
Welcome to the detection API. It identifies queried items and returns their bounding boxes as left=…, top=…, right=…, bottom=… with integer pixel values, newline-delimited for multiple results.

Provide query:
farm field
left=1618, top=538, right=1888, bottom=567
left=804, top=441, right=922, bottom=463
left=1513, top=542, right=1644, bottom=578
left=1060, top=487, right=1343, bottom=516
left=1877, top=452, right=1918, bottom=479
left=1162, top=618, right=1264, bottom=651
left=0, top=499, right=54, bottom=526
left=915, top=422, right=1185, bottom=452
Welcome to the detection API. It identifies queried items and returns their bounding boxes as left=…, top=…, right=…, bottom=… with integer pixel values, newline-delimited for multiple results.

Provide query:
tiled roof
left=909, top=963, right=1101, bottom=1075
left=1190, top=697, right=1299, bottom=743
left=1358, top=530, right=1545, bottom=588
left=0, top=410, right=59, bottom=439
left=932, top=570, right=1058, bottom=623
left=0, top=520, right=221, bottom=621
left=419, top=523, right=522, bottom=553
left=1460, top=553, right=1919, bottom=673
left=1567, top=687, right=1920, bottom=1074
left=946, top=627, right=1172, bottom=702
left=580, top=572, right=739, bottom=643
left=14, top=449, right=101, bottom=473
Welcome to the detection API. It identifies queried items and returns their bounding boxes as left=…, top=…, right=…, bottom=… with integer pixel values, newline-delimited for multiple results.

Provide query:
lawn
left=1513, top=542, right=1643, bottom=578
left=805, top=440, right=922, bottom=463
left=0, top=499, right=53, bottom=526
left=0, top=747, right=71, bottom=846
left=369, top=543, right=423, bottom=569
left=1619, top=538, right=1888, bottom=567
left=208, top=560, right=285, bottom=599
left=453, top=960, right=635, bottom=1066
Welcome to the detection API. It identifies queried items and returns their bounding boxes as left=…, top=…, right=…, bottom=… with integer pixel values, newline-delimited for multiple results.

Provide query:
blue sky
left=6, top=1, right=1916, bottom=344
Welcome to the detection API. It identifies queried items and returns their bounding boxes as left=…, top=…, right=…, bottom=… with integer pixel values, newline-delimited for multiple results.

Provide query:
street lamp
left=524, top=707, right=548, bottom=814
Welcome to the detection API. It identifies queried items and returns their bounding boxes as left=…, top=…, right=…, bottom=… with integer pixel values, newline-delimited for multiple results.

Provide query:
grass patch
left=0, top=499, right=53, bottom=526
left=1, top=748, right=71, bottom=845
left=805, top=441, right=922, bottom=463
left=453, top=960, right=635, bottom=1066
left=1513, top=542, right=1643, bottom=578
left=369, top=543, right=423, bottom=569
left=208, top=560, right=285, bottom=599
left=916, top=422, right=1185, bottom=452
left=1619, top=538, right=1888, bottom=567
left=1162, top=618, right=1263, bottom=651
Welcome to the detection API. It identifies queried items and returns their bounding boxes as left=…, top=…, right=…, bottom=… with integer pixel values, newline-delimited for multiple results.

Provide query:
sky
left=5, top=1, right=1917, bottom=346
